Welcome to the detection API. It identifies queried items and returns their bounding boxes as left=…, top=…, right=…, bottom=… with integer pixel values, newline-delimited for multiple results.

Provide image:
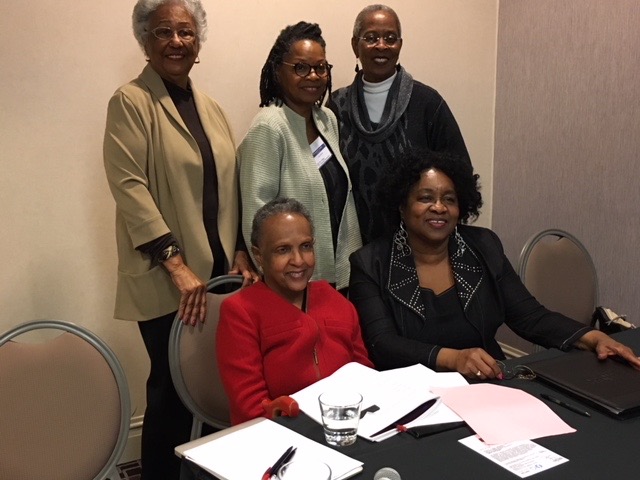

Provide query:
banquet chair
left=169, top=275, right=244, bottom=440
left=517, top=229, right=599, bottom=352
left=0, top=320, right=131, bottom=480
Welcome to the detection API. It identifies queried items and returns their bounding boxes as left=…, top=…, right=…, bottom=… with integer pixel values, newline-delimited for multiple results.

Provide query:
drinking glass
left=318, top=391, right=362, bottom=446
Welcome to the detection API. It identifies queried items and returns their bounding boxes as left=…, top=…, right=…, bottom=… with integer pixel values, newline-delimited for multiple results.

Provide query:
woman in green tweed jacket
left=238, top=21, right=361, bottom=291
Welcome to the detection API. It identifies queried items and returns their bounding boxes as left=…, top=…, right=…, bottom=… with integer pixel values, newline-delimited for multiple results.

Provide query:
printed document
left=460, top=435, right=569, bottom=478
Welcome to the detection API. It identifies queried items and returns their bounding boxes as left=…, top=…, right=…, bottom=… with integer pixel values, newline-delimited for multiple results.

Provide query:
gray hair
left=132, top=0, right=208, bottom=51
left=352, top=4, right=402, bottom=38
left=251, top=198, right=315, bottom=248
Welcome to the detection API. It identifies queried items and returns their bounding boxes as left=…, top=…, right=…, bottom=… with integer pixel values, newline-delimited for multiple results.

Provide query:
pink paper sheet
left=432, top=384, right=576, bottom=445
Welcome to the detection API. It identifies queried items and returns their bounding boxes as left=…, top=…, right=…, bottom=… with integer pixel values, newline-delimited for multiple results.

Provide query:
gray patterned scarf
left=348, top=66, right=414, bottom=144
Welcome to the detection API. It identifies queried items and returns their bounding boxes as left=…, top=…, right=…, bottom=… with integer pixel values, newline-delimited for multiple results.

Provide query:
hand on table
left=577, top=330, right=640, bottom=370
left=438, top=347, right=504, bottom=380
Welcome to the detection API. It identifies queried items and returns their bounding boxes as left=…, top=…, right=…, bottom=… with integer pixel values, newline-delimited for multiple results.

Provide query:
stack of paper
left=291, top=362, right=468, bottom=442
left=183, top=418, right=363, bottom=480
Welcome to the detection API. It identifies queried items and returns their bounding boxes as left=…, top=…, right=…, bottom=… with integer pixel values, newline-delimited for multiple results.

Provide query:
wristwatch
left=160, top=244, right=181, bottom=262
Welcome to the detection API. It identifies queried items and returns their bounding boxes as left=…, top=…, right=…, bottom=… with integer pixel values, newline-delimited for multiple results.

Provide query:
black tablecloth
left=180, top=329, right=640, bottom=479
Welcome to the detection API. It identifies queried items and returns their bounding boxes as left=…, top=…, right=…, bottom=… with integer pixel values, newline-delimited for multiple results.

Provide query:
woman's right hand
left=163, top=255, right=207, bottom=326
left=437, top=347, right=503, bottom=380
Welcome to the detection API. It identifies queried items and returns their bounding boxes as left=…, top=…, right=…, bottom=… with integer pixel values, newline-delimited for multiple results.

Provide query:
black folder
left=526, top=350, right=640, bottom=419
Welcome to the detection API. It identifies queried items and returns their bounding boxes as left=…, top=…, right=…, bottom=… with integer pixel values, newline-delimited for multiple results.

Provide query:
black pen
left=540, top=393, right=591, bottom=417
left=262, top=446, right=297, bottom=480
left=370, top=398, right=438, bottom=438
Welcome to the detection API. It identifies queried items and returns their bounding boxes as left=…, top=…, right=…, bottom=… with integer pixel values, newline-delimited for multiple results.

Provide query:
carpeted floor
left=117, top=459, right=142, bottom=480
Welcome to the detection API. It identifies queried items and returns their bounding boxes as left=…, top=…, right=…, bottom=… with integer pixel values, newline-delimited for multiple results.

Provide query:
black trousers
left=138, top=312, right=192, bottom=480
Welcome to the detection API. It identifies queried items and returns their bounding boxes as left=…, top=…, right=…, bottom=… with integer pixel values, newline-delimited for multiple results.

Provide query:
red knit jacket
left=217, top=280, right=373, bottom=424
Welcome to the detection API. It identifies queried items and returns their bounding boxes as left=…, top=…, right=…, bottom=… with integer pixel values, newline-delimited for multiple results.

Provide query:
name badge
left=310, top=137, right=332, bottom=169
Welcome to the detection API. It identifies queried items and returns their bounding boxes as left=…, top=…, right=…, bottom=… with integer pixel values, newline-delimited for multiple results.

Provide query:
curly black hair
left=376, top=149, right=482, bottom=233
left=259, top=21, right=332, bottom=108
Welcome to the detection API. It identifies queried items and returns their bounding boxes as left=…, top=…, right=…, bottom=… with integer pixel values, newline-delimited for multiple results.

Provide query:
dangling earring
left=194, top=56, right=200, bottom=64
left=354, top=59, right=360, bottom=73
left=393, top=220, right=412, bottom=256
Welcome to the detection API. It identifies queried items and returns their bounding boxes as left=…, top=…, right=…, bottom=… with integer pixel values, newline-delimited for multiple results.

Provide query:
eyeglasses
left=281, top=61, right=332, bottom=78
left=496, top=361, right=536, bottom=381
left=150, top=26, right=196, bottom=42
left=358, top=32, right=401, bottom=46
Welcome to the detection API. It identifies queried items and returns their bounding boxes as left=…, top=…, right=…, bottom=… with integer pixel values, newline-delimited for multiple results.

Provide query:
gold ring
left=476, top=370, right=482, bottom=377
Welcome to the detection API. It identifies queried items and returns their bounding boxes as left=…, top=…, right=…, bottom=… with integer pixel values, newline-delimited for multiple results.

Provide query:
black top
left=163, top=80, right=226, bottom=278
left=315, top=138, right=348, bottom=251
left=419, top=286, right=483, bottom=349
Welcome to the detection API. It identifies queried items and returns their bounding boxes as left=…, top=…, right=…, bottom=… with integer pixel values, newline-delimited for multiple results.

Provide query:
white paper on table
left=183, top=418, right=363, bottom=480
left=459, top=435, right=569, bottom=478
left=291, top=362, right=462, bottom=441
left=379, top=364, right=467, bottom=425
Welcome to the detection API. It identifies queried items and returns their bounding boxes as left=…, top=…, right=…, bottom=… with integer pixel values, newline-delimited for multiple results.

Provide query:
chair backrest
left=518, top=229, right=599, bottom=327
left=0, top=320, right=130, bottom=480
left=169, top=275, right=244, bottom=439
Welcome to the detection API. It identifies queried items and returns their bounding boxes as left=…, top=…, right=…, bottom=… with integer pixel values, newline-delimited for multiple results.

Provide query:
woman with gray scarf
left=328, top=4, right=470, bottom=244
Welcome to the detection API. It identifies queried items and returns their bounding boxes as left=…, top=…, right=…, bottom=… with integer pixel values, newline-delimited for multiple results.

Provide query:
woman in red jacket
left=217, top=198, right=372, bottom=424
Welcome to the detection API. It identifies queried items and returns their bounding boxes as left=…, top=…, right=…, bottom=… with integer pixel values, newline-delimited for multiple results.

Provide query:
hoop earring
left=194, top=56, right=200, bottom=64
left=394, top=220, right=412, bottom=256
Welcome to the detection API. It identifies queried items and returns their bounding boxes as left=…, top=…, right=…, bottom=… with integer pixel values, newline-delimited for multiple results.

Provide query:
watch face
left=162, top=245, right=180, bottom=260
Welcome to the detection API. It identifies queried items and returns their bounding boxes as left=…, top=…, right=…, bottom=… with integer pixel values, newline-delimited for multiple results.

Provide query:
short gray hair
left=251, top=198, right=315, bottom=248
left=352, top=4, right=402, bottom=38
left=132, top=0, right=208, bottom=51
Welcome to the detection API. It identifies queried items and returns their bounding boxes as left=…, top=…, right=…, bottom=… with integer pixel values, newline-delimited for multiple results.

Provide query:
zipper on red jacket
left=313, top=346, right=320, bottom=379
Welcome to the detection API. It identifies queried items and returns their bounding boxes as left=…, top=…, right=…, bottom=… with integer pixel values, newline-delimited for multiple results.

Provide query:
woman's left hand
left=577, top=330, right=640, bottom=370
left=229, top=250, right=260, bottom=286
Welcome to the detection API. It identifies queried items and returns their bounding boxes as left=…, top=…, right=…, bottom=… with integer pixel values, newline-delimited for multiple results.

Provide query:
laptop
left=526, top=350, right=640, bottom=419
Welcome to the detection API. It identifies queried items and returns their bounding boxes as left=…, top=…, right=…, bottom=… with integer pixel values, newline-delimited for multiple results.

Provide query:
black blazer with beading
left=348, top=225, right=592, bottom=370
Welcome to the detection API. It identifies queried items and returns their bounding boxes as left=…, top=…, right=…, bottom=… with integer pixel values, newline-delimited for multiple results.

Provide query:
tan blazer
left=103, top=65, right=238, bottom=321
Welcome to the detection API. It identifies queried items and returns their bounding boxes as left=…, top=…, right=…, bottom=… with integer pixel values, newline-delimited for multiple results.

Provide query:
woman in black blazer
left=349, top=149, right=640, bottom=379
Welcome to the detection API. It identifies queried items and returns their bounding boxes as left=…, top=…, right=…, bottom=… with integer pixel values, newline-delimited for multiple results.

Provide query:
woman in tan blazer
left=103, top=1, right=256, bottom=478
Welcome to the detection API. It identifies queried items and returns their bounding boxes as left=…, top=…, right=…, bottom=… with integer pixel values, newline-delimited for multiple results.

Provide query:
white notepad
left=183, top=418, right=363, bottom=480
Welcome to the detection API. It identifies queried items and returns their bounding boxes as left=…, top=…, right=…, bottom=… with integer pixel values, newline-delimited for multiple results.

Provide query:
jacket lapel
left=139, top=64, right=191, bottom=137
left=387, top=233, right=425, bottom=319
left=449, top=231, right=485, bottom=311
left=387, top=229, right=485, bottom=321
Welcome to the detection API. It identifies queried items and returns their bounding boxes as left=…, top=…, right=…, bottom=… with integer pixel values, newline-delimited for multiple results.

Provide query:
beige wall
left=493, top=0, right=640, bottom=353
left=0, top=0, right=498, bottom=456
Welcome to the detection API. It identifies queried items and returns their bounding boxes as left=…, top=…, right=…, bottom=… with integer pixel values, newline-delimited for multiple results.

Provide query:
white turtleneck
left=362, top=72, right=397, bottom=124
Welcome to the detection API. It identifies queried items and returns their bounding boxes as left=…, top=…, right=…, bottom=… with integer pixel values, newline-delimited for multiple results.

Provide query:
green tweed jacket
left=238, top=104, right=361, bottom=289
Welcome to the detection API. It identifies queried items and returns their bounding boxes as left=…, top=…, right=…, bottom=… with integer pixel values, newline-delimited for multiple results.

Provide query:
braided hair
left=259, top=21, right=332, bottom=107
